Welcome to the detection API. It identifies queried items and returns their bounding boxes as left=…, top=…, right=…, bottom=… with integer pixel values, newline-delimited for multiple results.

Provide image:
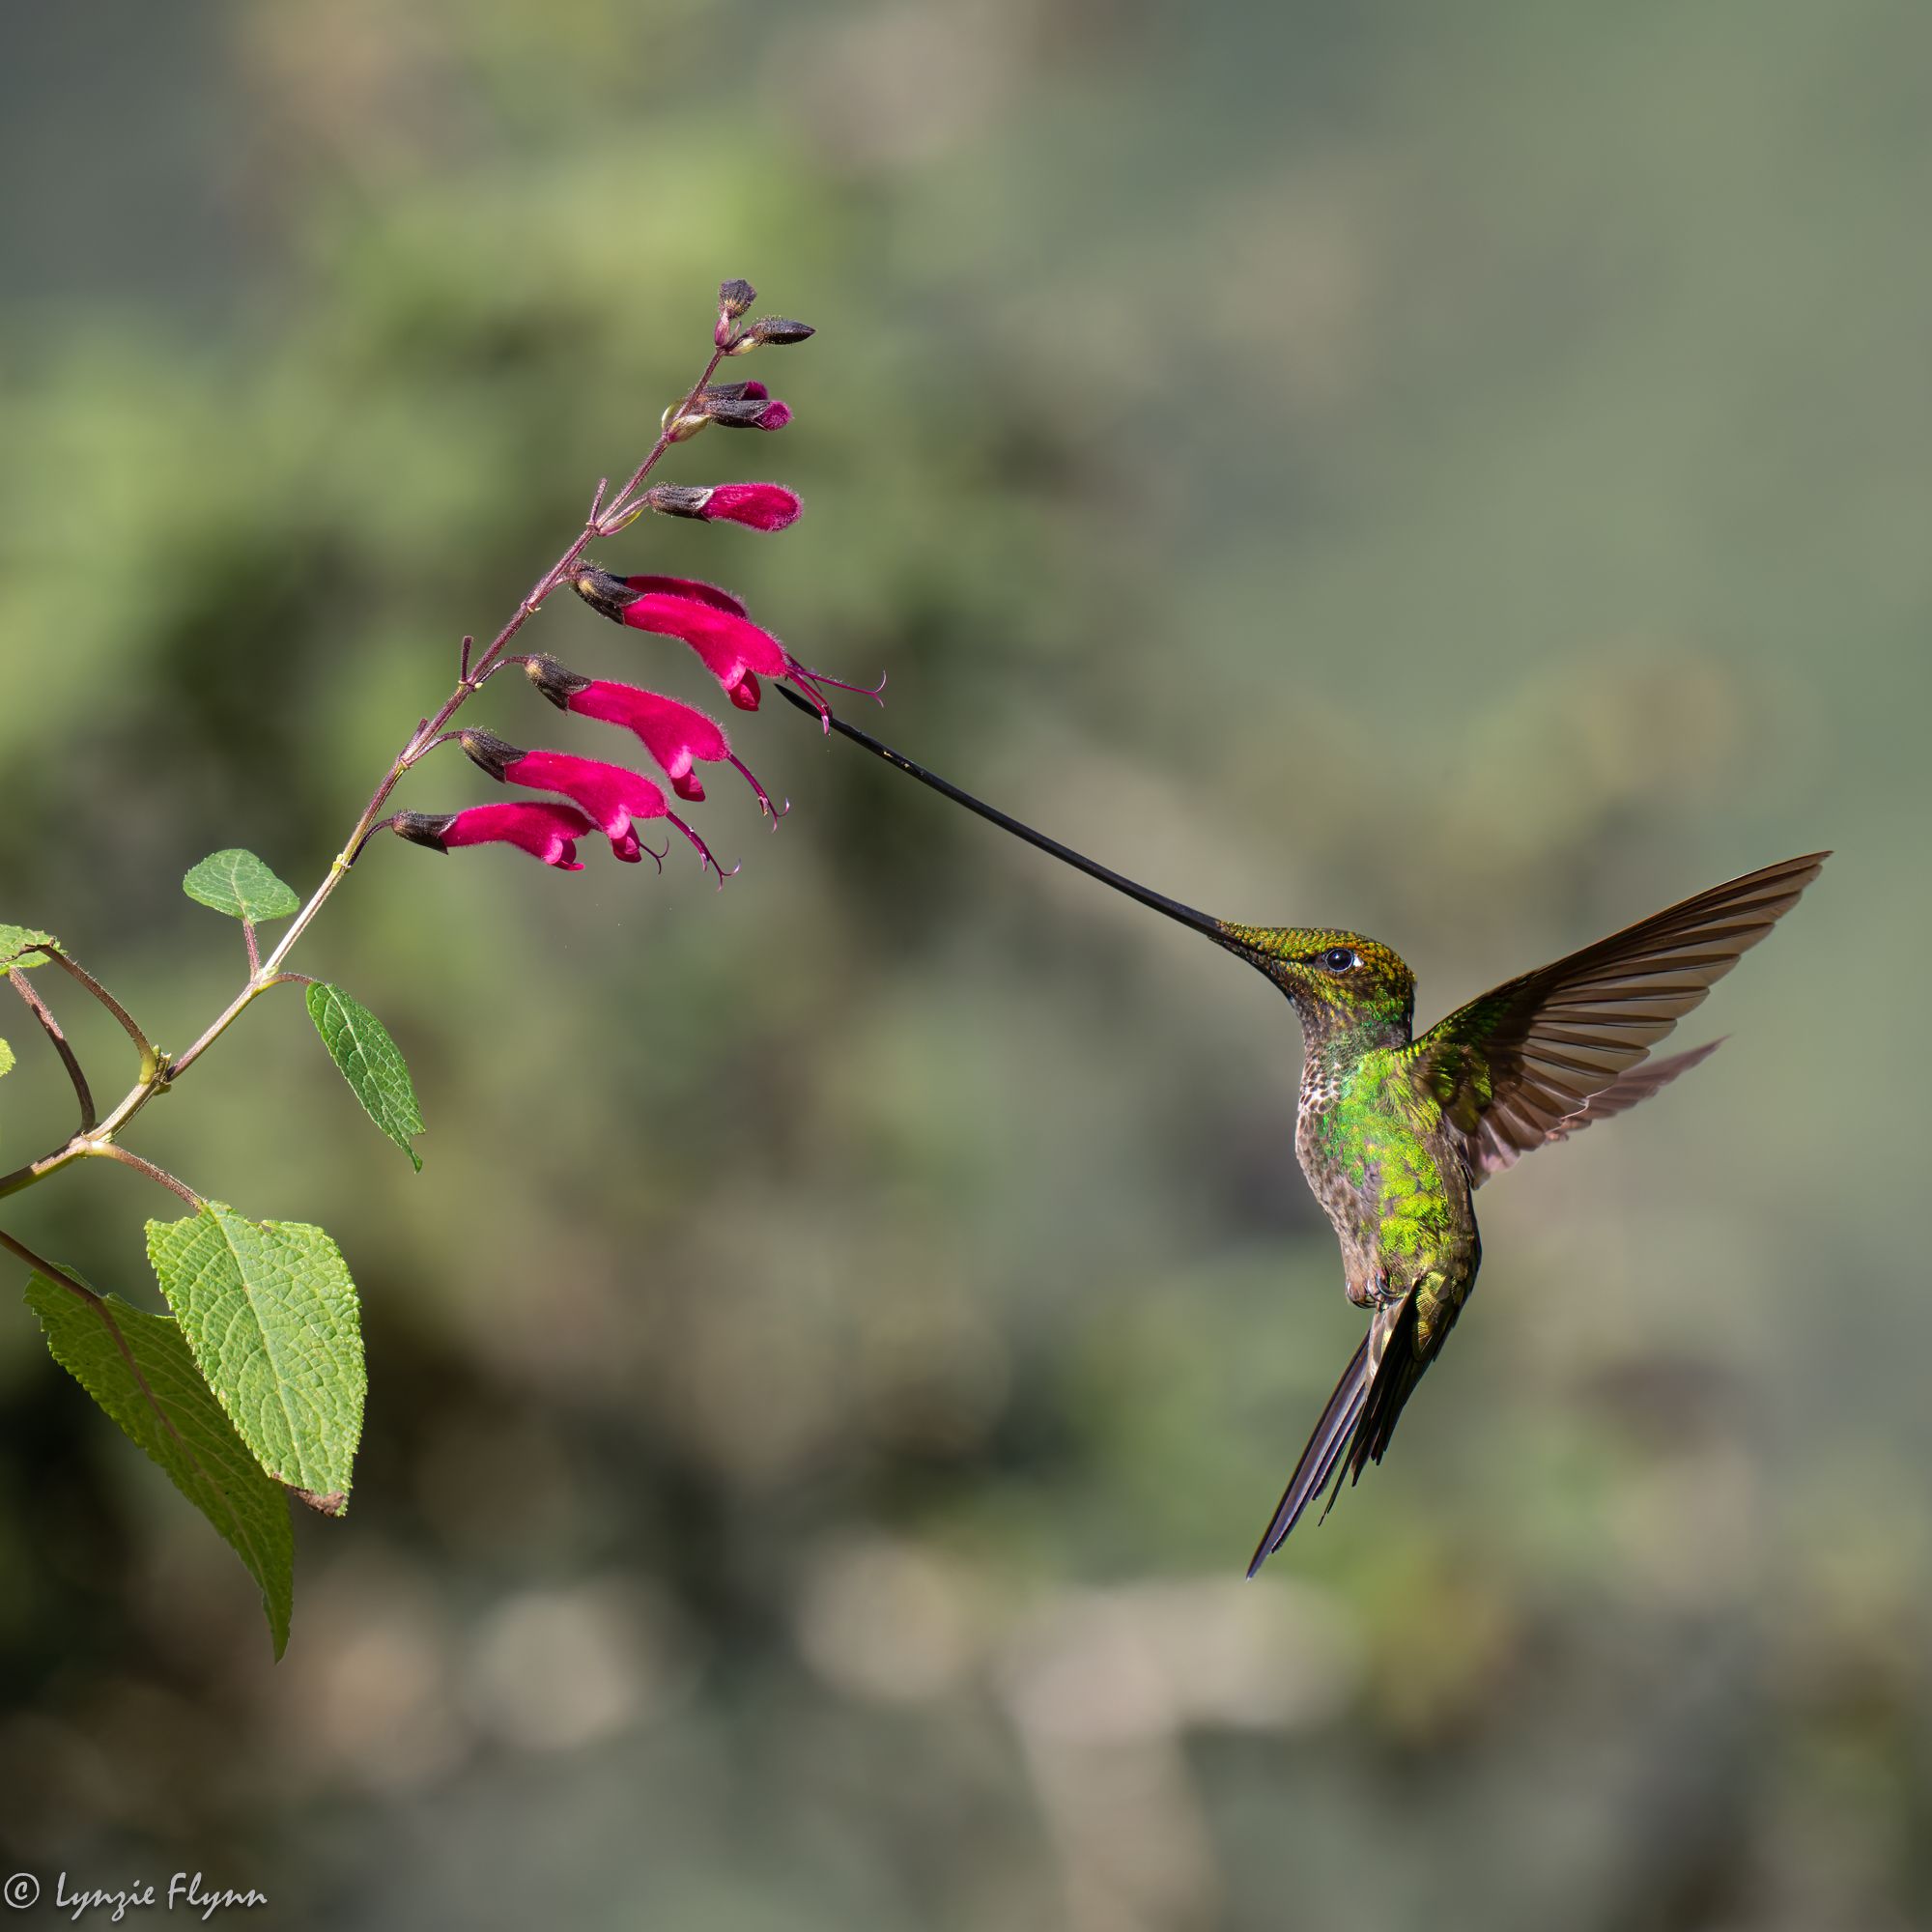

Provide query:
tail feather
left=1250, top=1288, right=1460, bottom=1574
left=1246, top=1331, right=1374, bottom=1577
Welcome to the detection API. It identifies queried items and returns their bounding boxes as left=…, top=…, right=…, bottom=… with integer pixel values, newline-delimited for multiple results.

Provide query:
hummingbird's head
left=1215, top=924, right=1416, bottom=1050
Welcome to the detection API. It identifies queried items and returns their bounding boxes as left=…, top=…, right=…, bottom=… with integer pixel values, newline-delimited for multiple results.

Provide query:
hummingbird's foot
left=1348, top=1271, right=1402, bottom=1310
left=1346, top=1272, right=1386, bottom=1310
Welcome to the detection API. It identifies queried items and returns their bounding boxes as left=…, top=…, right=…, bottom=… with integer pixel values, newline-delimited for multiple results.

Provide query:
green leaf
left=26, top=1271, right=295, bottom=1657
left=146, top=1204, right=365, bottom=1504
left=0, top=1037, right=12, bottom=1080
left=305, top=982, right=425, bottom=1171
left=181, top=849, right=300, bottom=923
left=0, top=923, right=57, bottom=970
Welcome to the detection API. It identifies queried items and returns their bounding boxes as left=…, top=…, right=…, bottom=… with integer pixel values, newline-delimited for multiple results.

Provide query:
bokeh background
left=1, top=4, right=1926, bottom=1927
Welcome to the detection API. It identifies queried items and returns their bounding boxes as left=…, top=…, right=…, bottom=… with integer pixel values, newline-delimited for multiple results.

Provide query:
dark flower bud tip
left=643, top=483, right=712, bottom=521
left=390, top=811, right=455, bottom=852
left=459, top=728, right=525, bottom=782
left=525, top=653, right=592, bottom=709
left=569, top=568, right=636, bottom=624
left=747, top=316, right=814, bottom=347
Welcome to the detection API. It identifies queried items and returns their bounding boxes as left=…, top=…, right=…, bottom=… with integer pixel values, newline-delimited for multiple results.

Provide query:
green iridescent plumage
left=782, top=687, right=1826, bottom=1576
left=1218, top=851, right=1825, bottom=1569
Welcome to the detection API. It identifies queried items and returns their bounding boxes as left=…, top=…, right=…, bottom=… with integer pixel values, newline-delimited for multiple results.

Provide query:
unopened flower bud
left=661, top=400, right=711, bottom=442
left=692, top=382, right=792, bottom=432
left=716, top=277, right=756, bottom=345
left=594, top=498, right=650, bottom=536
left=641, top=481, right=802, bottom=532
left=749, top=316, right=814, bottom=347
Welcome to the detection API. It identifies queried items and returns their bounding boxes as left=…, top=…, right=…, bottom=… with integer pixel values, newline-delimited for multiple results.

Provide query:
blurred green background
left=1, top=3, right=1925, bottom=1927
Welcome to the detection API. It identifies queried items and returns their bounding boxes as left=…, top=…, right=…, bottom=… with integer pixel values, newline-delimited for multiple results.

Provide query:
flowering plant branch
left=0, top=279, right=872, bottom=1655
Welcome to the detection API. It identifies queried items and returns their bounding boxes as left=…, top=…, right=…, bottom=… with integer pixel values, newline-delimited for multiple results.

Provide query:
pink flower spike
left=523, top=665, right=783, bottom=821
left=484, top=744, right=738, bottom=884
left=580, top=573, right=876, bottom=725
left=616, top=590, right=782, bottom=708
left=392, top=802, right=593, bottom=870
left=471, top=742, right=668, bottom=842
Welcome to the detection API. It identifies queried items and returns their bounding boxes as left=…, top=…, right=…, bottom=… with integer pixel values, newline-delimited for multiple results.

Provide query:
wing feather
left=1407, top=854, right=1824, bottom=1184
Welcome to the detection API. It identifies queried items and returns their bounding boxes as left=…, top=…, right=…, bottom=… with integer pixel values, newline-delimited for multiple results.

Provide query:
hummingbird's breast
left=1294, top=1049, right=1478, bottom=1304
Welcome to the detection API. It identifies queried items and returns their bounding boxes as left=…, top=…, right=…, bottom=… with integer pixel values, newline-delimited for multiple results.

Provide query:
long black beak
left=781, top=687, right=1231, bottom=947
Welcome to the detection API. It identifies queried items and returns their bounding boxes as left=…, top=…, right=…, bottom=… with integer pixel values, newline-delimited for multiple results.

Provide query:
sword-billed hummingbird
left=783, top=690, right=1825, bottom=1572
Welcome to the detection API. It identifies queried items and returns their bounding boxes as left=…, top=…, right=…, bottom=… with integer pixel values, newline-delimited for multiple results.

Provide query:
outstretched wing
left=1406, top=853, right=1825, bottom=1186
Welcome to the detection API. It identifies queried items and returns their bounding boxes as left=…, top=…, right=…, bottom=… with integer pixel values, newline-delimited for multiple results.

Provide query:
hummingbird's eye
left=1320, top=947, right=1358, bottom=974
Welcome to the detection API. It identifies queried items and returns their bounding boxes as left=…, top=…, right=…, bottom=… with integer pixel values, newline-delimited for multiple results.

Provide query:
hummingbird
left=781, top=688, right=1826, bottom=1572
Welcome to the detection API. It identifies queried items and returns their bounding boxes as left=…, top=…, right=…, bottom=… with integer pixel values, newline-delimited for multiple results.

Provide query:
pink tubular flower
left=390, top=802, right=594, bottom=870
left=569, top=568, right=881, bottom=728
left=460, top=732, right=732, bottom=881
left=524, top=656, right=783, bottom=817
left=643, top=482, right=802, bottom=532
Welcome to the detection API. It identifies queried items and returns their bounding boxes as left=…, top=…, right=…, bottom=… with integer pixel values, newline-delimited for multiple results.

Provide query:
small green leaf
left=305, top=982, right=425, bottom=1171
left=26, top=1272, right=295, bottom=1656
left=146, top=1204, right=365, bottom=1503
left=0, top=923, right=57, bottom=970
left=182, top=850, right=300, bottom=923
left=0, top=1037, right=12, bottom=1079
